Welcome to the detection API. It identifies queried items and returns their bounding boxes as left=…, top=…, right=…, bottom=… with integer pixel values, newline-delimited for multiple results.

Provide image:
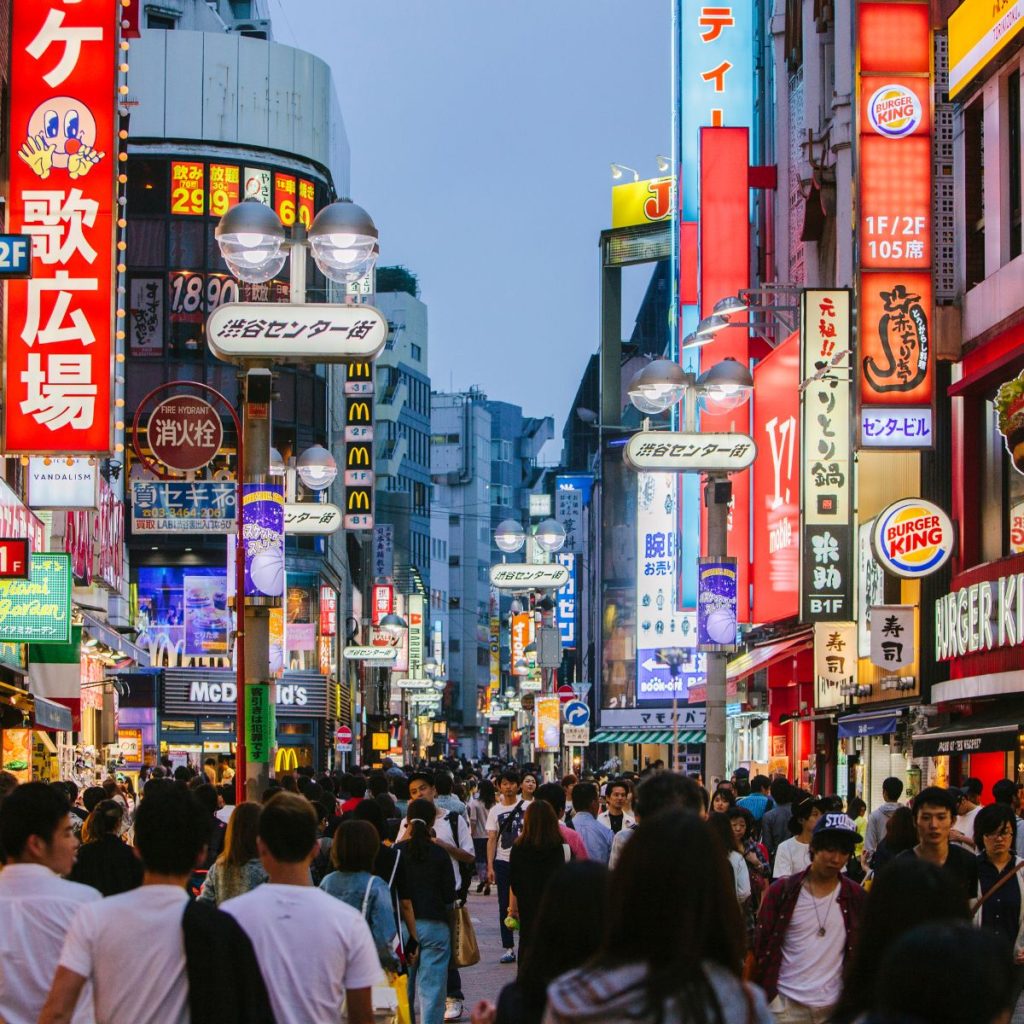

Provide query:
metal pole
left=704, top=476, right=729, bottom=786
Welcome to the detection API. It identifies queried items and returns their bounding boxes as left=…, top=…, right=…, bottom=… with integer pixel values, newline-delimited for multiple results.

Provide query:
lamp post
left=212, top=198, right=378, bottom=795
left=624, top=356, right=753, bottom=785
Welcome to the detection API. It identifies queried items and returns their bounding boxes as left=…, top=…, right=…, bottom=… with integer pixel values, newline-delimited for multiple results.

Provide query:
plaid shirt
left=751, top=868, right=865, bottom=1002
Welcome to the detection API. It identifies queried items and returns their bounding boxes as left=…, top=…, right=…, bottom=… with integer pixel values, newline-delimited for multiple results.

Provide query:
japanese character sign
left=814, top=621, right=856, bottom=710
left=6, top=0, right=117, bottom=454
left=869, top=604, right=916, bottom=672
left=555, top=487, right=582, bottom=554
left=800, top=290, right=853, bottom=622
left=145, top=395, right=224, bottom=473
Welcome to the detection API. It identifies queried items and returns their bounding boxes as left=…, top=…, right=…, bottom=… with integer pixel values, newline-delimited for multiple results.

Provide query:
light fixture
left=307, top=199, right=379, bottom=284
left=378, top=613, right=407, bottom=635
left=214, top=200, right=287, bottom=284
left=628, top=358, right=688, bottom=415
left=713, top=295, right=748, bottom=319
left=698, top=357, right=755, bottom=413
left=656, top=154, right=671, bottom=173
left=269, top=447, right=286, bottom=476
left=509, top=598, right=523, bottom=615
left=494, top=519, right=526, bottom=554
left=610, top=163, right=640, bottom=182
left=296, top=444, right=337, bottom=491
left=695, top=314, right=731, bottom=338
left=432, top=679, right=446, bottom=691
left=533, top=518, right=566, bottom=553
left=682, top=331, right=712, bottom=351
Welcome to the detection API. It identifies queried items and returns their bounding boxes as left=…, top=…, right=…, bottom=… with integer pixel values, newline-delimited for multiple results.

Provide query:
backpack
left=447, top=811, right=475, bottom=903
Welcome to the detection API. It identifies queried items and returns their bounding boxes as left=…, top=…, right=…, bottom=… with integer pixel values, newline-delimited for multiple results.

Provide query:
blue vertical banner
left=555, top=552, right=577, bottom=649
left=696, top=557, right=739, bottom=652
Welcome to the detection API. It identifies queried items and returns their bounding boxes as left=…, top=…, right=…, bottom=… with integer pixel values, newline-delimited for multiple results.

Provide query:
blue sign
left=696, top=558, right=738, bottom=652
left=132, top=480, right=237, bottom=534
left=563, top=700, right=590, bottom=727
left=0, top=235, right=32, bottom=278
left=637, top=647, right=705, bottom=702
left=555, top=473, right=593, bottom=506
left=556, top=552, right=576, bottom=648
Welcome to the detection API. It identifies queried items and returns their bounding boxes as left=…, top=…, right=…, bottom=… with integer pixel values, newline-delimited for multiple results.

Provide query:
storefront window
left=162, top=719, right=197, bottom=732
left=200, top=720, right=233, bottom=733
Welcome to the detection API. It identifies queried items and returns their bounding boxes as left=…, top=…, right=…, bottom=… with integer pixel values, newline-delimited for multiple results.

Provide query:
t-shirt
left=222, top=884, right=381, bottom=1024
left=486, top=800, right=528, bottom=864
left=60, top=884, right=191, bottom=1024
left=896, top=844, right=980, bottom=901
left=773, top=836, right=812, bottom=878
left=777, top=884, right=845, bottom=1009
left=398, top=807, right=475, bottom=887
left=728, top=850, right=752, bottom=904
left=955, top=805, right=982, bottom=850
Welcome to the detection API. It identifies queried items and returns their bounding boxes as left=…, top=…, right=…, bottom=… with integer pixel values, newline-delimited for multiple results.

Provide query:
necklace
left=805, top=881, right=836, bottom=937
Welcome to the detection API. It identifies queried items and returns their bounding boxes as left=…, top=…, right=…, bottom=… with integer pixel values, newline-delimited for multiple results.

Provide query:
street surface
left=459, top=889, right=513, bottom=1012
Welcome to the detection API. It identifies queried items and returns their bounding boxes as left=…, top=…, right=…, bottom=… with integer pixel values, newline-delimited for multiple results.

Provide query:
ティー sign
left=871, top=498, right=954, bottom=579
left=5, top=0, right=118, bottom=455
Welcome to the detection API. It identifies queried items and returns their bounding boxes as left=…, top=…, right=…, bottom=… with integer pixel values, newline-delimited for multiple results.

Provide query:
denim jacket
left=320, top=869, right=399, bottom=971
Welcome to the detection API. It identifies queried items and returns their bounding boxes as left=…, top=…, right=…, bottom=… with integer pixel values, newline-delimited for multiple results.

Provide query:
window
left=147, top=12, right=176, bottom=29
left=965, top=99, right=986, bottom=289
left=411, top=343, right=422, bottom=361
left=477, top=648, right=490, bottom=667
left=450, top=639, right=461, bottom=653
left=490, top=439, right=512, bottom=462
left=1009, top=70, right=1021, bottom=260
left=449, top=555, right=460, bottom=567
left=449, top=596, right=461, bottom=609
left=449, top=514, right=461, bottom=526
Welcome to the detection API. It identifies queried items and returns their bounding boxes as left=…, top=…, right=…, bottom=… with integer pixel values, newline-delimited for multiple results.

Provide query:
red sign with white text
left=0, top=539, right=30, bottom=579
left=274, top=173, right=297, bottom=227
left=371, top=584, right=393, bottom=626
left=752, top=332, right=800, bottom=623
left=320, top=585, right=338, bottom=636
left=5, top=0, right=117, bottom=455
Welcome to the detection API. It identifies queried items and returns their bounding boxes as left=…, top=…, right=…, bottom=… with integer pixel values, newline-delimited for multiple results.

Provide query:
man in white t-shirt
left=0, top=783, right=99, bottom=1024
left=397, top=771, right=475, bottom=1021
left=485, top=769, right=529, bottom=964
left=951, top=778, right=984, bottom=851
left=753, top=813, right=866, bottom=1023
left=41, top=783, right=272, bottom=1024
left=222, top=792, right=380, bottom=1024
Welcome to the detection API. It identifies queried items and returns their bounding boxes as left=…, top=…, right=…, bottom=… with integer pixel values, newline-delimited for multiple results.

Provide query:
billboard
left=5, top=0, right=118, bottom=454
left=0, top=553, right=72, bottom=643
left=136, top=566, right=230, bottom=659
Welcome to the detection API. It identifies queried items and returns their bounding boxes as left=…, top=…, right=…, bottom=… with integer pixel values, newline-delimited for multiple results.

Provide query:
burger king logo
left=871, top=499, right=954, bottom=579
left=868, top=84, right=922, bottom=138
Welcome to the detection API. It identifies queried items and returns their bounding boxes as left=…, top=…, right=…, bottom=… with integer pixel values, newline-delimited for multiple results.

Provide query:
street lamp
left=295, top=444, right=338, bottom=491
left=306, top=200, right=379, bottom=283
left=697, top=358, right=754, bottom=414
left=214, top=200, right=287, bottom=283
left=494, top=519, right=527, bottom=554
left=533, top=518, right=566, bottom=554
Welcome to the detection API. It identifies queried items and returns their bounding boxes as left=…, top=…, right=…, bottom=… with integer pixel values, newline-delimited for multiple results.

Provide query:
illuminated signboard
left=800, top=290, right=854, bottom=622
left=170, top=161, right=204, bottom=215
left=857, top=0, right=934, bottom=447
left=5, top=0, right=118, bottom=455
left=610, top=177, right=673, bottom=229
left=274, top=173, right=297, bottom=227
left=948, top=0, right=1024, bottom=99
left=344, top=361, right=374, bottom=530
left=298, top=179, right=315, bottom=228
left=244, top=166, right=272, bottom=205
left=209, top=164, right=241, bottom=216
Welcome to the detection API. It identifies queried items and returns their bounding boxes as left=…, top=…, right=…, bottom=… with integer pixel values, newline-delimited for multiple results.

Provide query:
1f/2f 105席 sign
left=624, top=432, right=757, bottom=473
left=206, top=303, right=388, bottom=364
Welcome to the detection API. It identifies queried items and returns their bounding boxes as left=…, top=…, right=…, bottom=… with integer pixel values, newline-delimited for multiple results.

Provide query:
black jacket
left=182, top=900, right=275, bottom=1024
left=69, top=835, right=144, bottom=896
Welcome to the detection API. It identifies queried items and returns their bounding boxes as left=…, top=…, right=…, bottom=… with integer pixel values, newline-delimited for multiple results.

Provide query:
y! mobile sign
left=5, top=0, right=118, bottom=455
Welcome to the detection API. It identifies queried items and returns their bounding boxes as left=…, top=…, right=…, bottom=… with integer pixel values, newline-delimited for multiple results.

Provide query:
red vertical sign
left=699, top=127, right=751, bottom=620
left=5, top=0, right=118, bottom=455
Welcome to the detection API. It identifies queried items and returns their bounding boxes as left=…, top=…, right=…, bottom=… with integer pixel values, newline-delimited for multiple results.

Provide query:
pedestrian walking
left=862, top=776, right=904, bottom=861
left=609, top=770, right=706, bottom=868
left=544, top=812, right=772, bottom=1024
left=708, top=811, right=752, bottom=909
left=831, top=857, right=970, bottom=1024
left=68, top=799, right=143, bottom=897
left=896, top=786, right=979, bottom=901
left=196, top=801, right=267, bottom=906
left=221, top=792, right=381, bottom=1024
left=41, top=784, right=273, bottom=1024
left=711, top=786, right=737, bottom=814
left=321, top=819, right=400, bottom=972
left=952, top=776, right=985, bottom=851
left=0, top=783, right=100, bottom=1024
left=737, top=775, right=773, bottom=824
left=469, top=778, right=495, bottom=893
left=534, top=782, right=588, bottom=860
left=772, top=795, right=824, bottom=878
left=487, top=769, right=528, bottom=964
left=753, top=812, right=865, bottom=1022
left=596, top=780, right=635, bottom=834
left=761, top=778, right=794, bottom=861
left=865, top=805, right=916, bottom=874
left=469, top=861, right=610, bottom=1024
left=396, top=797, right=456, bottom=1024
left=568, top=782, right=613, bottom=864
left=520, top=772, right=538, bottom=803
left=992, top=778, right=1024, bottom=859
left=508, top=801, right=569, bottom=966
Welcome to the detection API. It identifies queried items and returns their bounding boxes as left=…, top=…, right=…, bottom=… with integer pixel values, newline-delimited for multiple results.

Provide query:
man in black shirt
left=896, top=785, right=979, bottom=901
left=597, top=780, right=634, bottom=834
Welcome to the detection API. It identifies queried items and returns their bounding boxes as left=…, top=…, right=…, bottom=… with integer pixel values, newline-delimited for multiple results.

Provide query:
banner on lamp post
left=407, top=594, right=424, bottom=680
left=697, top=558, right=738, bottom=652
left=535, top=695, right=561, bottom=752
left=245, top=683, right=275, bottom=763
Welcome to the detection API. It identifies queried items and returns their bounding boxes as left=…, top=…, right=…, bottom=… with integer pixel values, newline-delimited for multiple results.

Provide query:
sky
left=272, top=0, right=670, bottom=457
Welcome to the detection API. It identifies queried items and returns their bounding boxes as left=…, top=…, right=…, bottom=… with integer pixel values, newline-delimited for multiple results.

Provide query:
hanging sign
left=145, top=395, right=223, bottom=472
left=489, top=564, right=570, bottom=590
left=697, top=558, right=738, bottom=652
left=5, top=0, right=119, bottom=455
left=869, top=604, right=916, bottom=670
left=245, top=683, right=275, bottom=763
left=624, top=432, right=756, bottom=473
left=344, top=361, right=375, bottom=530
left=813, top=621, right=857, bottom=710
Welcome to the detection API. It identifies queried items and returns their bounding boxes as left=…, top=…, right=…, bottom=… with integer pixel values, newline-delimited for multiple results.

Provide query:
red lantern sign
left=145, top=395, right=223, bottom=472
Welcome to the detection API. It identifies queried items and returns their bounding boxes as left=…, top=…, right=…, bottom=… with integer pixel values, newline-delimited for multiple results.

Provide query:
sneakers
left=499, top=949, right=516, bottom=964
left=444, top=997, right=464, bottom=1021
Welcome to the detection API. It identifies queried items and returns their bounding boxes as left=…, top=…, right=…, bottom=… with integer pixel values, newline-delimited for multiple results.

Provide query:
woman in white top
left=708, top=812, right=751, bottom=906
left=772, top=795, right=825, bottom=878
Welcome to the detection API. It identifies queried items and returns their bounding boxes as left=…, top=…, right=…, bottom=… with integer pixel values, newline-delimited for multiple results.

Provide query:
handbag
left=448, top=901, right=481, bottom=968
left=355, top=876, right=402, bottom=1023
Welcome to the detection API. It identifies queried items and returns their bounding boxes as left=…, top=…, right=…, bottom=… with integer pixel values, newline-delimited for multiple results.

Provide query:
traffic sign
left=563, top=700, right=591, bottom=727
left=0, top=235, right=32, bottom=278
left=207, top=303, right=388, bottom=364
left=557, top=684, right=575, bottom=703
left=563, top=723, right=590, bottom=746
left=335, top=725, right=353, bottom=751
left=572, top=682, right=592, bottom=700
left=623, top=431, right=757, bottom=474
left=146, top=395, right=223, bottom=472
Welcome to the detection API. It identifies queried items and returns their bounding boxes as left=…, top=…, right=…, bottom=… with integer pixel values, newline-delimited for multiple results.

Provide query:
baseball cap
left=813, top=812, right=863, bottom=844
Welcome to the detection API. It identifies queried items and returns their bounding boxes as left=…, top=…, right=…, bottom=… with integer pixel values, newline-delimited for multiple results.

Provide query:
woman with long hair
left=867, top=805, right=917, bottom=872
left=320, top=820, right=399, bottom=971
left=710, top=787, right=736, bottom=815
left=544, top=812, right=771, bottom=1024
left=470, top=778, right=496, bottom=894
left=831, top=856, right=970, bottom=1023
left=508, top=801, right=569, bottom=965
left=196, top=801, right=267, bottom=906
left=69, top=799, right=143, bottom=896
left=397, top=797, right=455, bottom=1024
left=772, top=794, right=825, bottom=878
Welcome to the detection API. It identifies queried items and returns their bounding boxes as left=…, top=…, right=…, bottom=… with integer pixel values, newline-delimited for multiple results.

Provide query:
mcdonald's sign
left=344, top=362, right=375, bottom=530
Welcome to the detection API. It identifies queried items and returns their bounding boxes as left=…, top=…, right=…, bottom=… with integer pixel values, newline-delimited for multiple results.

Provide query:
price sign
left=298, top=179, right=315, bottom=228
left=170, top=161, right=204, bottom=216
left=209, top=164, right=240, bottom=217
left=168, top=272, right=239, bottom=323
left=274, top=173, right=297, bottom=226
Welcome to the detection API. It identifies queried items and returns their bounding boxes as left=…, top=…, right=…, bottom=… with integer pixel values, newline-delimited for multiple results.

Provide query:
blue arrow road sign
left=563, top=700, right=590, bottom=727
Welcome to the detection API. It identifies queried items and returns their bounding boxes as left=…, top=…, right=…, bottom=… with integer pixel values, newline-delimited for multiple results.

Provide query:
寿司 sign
left=5, top=0, right=119, bottom=455
left=871, top=498, right=954, bottom=579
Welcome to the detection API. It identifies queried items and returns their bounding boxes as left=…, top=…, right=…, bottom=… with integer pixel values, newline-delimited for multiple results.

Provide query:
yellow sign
left=534, top=696, right=561, bottom=752
left=949, top=0, right=1023, bottom=98
left=610, top=176, right=673, bottom=229
left=372, top=731, right=390, bottom=751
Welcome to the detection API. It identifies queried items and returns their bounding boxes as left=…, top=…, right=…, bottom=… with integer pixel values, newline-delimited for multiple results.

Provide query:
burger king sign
left=868, top=84, right=923, bottom=139
left=871, top=499, right=954, bottom=579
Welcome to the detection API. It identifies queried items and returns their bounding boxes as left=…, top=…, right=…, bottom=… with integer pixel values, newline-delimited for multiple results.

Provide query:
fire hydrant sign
left=146, top=396, right=223, bottom=472
left=5, top=0, right=119, bottom=455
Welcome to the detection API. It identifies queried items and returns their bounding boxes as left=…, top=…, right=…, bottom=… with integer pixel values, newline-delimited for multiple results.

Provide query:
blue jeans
left=494, top=859, right=514, bottom=949
left=410, top=918, right=451, bottom=1024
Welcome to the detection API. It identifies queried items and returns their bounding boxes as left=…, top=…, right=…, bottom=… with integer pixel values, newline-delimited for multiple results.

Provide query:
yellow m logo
left=348, top=491, right=371, bottom=511
left=347, top=446, right=370, bottom=467
left=348, top=401, right=371, bottom=423
left=348, top=362, right=372, bottom=380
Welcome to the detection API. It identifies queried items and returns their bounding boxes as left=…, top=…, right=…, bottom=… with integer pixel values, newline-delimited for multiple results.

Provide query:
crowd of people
left=0, top=758, right=1023, bottom=1023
